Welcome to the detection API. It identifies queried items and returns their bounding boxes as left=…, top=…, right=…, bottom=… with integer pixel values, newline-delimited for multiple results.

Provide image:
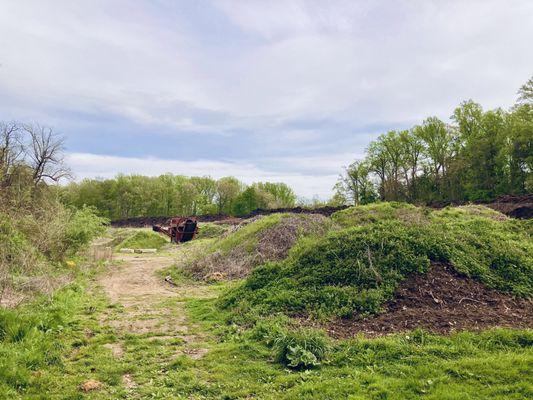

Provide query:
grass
left=195, top=222, right=231, bottom=239
left=1, top=204, right=532, bottom=399
left=1, top=280, right=532, bottom=399
left=116, top=229, right=169, bottom=250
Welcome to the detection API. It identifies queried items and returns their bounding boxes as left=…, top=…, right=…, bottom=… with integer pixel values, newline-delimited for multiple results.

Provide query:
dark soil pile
left=428, top=194, right=533, bottom=219
left=487, top=194, right=533, bottom=219
left=324, top=262, right=533, bottom=337
left=110, top=214, right=242, bottom=228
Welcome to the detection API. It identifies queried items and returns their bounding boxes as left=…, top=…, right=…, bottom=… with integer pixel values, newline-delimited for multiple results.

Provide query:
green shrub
left=117, top=230, right=168, bottom=250
left=65, top=206, right=108, bottom=255
left=430, top=214, right=532, bottom=295
left=272, top=328, right=329, bottom=369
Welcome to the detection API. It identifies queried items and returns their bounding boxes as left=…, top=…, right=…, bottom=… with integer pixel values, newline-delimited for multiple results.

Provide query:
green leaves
left=273, top=328, right=329, bottom=369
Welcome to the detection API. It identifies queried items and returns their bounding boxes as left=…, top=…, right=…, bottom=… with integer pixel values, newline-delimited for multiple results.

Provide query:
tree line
left=60, top=175, right=297, bottom=219
left=336, top=77, right=533, bottom=205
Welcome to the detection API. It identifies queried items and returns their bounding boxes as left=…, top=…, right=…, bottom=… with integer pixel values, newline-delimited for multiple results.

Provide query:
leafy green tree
left=254, top=182, right=296, bottom=208
left=232, top=187, right=264, bottom=216
left=517, top=76, right=533, bottom=105
left=399, top=129, right=424, bottom=200
left=216, top=177, right=243, bottom=214
left=336, top=161, right=376, bottom=205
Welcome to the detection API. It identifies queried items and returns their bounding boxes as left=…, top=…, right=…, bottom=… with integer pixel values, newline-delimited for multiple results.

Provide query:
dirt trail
left=95, top=250, right=214, bottom=393
left=99, top=251, right=215, bottom=336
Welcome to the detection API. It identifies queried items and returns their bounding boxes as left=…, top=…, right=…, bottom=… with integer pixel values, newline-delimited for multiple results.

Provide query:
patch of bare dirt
left=79, top=379, right=102, bottom=392
left=178, top=347, right=209, bottom=360
left=98, top=252, right=213, bottom=363
left=122, top=374, right=137, bottom=389
left=324, top=262, right=533, bottom=338
left=99, top=255, right=177, bottom=305
left=103, top=342, right=124, bottom=358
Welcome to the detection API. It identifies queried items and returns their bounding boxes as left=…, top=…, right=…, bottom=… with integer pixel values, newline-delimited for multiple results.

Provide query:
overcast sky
left=1, top=0, right=532, bottom=199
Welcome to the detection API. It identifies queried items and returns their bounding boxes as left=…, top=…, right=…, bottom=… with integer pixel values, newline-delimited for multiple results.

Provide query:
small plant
left=272, top=328, right=329, bottom=369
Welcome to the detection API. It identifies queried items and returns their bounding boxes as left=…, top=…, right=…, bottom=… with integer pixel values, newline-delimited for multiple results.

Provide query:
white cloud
left=2, top=1, right=532, bottom=198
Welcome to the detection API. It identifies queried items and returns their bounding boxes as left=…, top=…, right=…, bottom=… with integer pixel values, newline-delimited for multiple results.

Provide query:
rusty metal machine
left=152, top=217, right=199, bottom=243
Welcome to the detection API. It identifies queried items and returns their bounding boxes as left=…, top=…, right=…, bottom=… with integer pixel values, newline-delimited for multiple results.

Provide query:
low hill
left=220, top=203, right=532, bottom=332
left=182, top=213, right=335, bottom=280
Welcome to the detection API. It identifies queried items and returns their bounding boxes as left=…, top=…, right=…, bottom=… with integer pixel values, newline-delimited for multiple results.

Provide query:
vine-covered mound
left=185, top=213, right=334, bottom=280
left=221, top=204, right=532, bottom=319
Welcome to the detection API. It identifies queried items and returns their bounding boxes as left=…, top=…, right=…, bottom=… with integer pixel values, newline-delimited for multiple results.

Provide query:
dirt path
left=94, top=250, right=215, bottom=395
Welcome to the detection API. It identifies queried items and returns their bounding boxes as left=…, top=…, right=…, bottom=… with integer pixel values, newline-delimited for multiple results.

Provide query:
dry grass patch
left=185, top=213, right=334, bottom=280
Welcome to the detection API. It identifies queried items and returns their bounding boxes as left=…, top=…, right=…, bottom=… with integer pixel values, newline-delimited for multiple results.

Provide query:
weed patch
left=116, top=230, right=168, bottom=250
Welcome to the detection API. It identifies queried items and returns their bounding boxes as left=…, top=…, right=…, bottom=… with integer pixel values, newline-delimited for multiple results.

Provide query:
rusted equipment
left=152, top=217, right=199, bottom=243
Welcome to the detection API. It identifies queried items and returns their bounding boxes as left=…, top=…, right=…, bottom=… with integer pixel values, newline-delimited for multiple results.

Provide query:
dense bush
left=64, top=206, right=108, bottom=255
left=1, top=199, right=106, bottom=306
left=221, top=204, right=532, bottom=319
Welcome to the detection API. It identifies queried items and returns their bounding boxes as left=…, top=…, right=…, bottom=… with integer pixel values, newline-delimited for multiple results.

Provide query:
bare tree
left=0, top=121, right=23, bottom=188
left=22, top=123, right=71, bottom=185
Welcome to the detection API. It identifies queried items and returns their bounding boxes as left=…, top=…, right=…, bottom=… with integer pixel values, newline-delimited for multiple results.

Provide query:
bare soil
left=323, top=262, right=533, bottom=338
left=98, top=250, right=212, bottom=351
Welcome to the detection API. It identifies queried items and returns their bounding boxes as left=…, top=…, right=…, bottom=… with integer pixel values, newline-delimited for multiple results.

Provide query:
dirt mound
left=428, top=194, right=533, bottom=219
left=110, top=214, right=242, bottom=228
left=488, top=194, right=533, bottom=219
left=187, top=214, right=332, bottom=280
left=324, top=262, right=533, bottom=337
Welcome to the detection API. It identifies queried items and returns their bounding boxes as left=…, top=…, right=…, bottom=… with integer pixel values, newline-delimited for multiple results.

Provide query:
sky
left=1, top=0, right=532, bottom=199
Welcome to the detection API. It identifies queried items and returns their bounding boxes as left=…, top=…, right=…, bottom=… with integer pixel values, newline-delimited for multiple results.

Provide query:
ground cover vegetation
left=220, top=203, right=532, bottom=320
left=335, top=77, right=533, bottom=205
left=115, top=230, right=169, bottom=251
left=2, top=247, right=531, bottom=399
left=0, top=212, right=531, bottom=398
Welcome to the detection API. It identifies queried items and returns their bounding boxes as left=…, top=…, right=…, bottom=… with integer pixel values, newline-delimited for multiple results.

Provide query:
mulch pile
left=323, top=262, right=533, bottom=337
left=486, top=194, right=533, bottom=219
left=428, top=194, right=533, bottom=219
